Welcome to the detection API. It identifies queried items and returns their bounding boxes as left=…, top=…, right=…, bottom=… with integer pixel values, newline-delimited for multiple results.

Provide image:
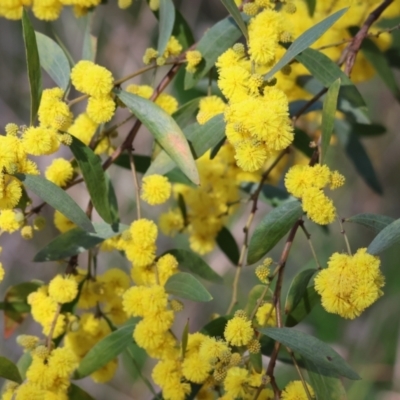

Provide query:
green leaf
left=0, top=356, right=22, bottom=383
left=70, top=136, right=117, bottom=224
left=305, top=0, right=316, bottom=16
left=163, top=249, right=223, bottom=283
left=34, top=222, right=128, bottom=262
left=122, top=342, right=148, bottom=383
left=293, top=127, right=314, bottom=158
left=261, top=184, right=290, bottom=207
left=172, top=10, right=195, bottom=50
left=82, top=12, right=97, bottom=62
left=105, top=173, right=119, bottom=223
left=74, top=320, right=138, bottom=379
left=220, top=0, right=248, bottom=40
left=249, top=351, right=262, bottom=373
left=216, top=227, right=240, bottom=265
left=321, top=78, right=340, bottom=164
left=296, top=48, right=366, bottom=110
left=335, top=119, right=383, bottom=195
left=285, top=269, right=316, bottom=315
left=165, top=272, right=213, bottom=302
left=210, top=136, right=226, bottom=159
left=245, top=284, right=273, bottom=317
left=181, top=319, right=190, bottom=358
left=346, top=213, right=394, bottom=233
left=289, top=100, right=323, bottom=117
left=68, top=384, right=95, bottom=400
left=15, top=173, right=94, bottom=233
left=22, top=9, right=42, bottom=125
left=184, top=15, right=248, bottom=90
left=264, top=8, right=348, bottom=81
left=351, top=123, right=386, bottom=137
left=303, top=358, right=347, bottom=400
left=285, top=286, right=320, bottom=327
left=260, top=327, right=360, bottom=380
left=115, top=89, right=199, bottom=185
left=368, top=218, right=400, bottom=255
left=35, top=32, right=70, bottom=92
left=247, top=201, right=303, bottom=264
left=158, top=0, right=175, bottom=55
left=201, top=315, right=231, bottom=337
left=113, top=154, right=151, bottom=173
left=172, top=97, right=202, bottom=128
left=17, top=352, right=32, bottom=381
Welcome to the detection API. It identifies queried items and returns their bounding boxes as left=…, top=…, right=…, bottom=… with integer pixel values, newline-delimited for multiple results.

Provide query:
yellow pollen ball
left=224, top=316, right=253, bottom=346
left=186, top=50, right=202, bottom=73
left=21, top=225, right=33, bottom=240
left=141, top=174, right=172, bottom=205
left=281, top=380, right=315, bottom=400
left=86, top=95, right=116, bottom=124
left=0, top=210, right=21, bottom=233
left=155, top=93, right=179, bottom=115
left=48, top=275, right=78, bottom=304
left=45, top=158, right=74, bottom=187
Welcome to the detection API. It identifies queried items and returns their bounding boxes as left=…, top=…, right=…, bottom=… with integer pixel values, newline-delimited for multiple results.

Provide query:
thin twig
left=299, top=220, right=321, bottom=269
left=128, top=149, right=142, bottom=220
left=339, top=217, right=352, bottom=255
left=46, top=303, right=62, bottom=350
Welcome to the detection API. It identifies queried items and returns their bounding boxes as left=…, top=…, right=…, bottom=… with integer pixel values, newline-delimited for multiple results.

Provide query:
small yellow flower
left=0, top=210, right=21, bottom=233
left=186, top=50, right=202, bottom=73
left=224, top=316, right=253, bottom=346
left=141, top=174, right=172, bottom=205
left=54, top=210, right=76, bottom=233
left=45, top=158, right=74, bottom=187
left=48, top=275, right=78, bottom=304
left=86, top=95, right=116, bottom=124
left=281, top=380, right=315, bottom=400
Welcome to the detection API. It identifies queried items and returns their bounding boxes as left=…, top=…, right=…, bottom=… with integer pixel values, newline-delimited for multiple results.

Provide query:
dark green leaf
left=165, top=168, right=196, bottom=186
left=293, top=127, right=314, bottom=158
left=201, top=315, right=231, bottom=337
left=105, top=173, right=119, bottom=223
left=321, top=78, right=340, bottom=164
left=113, top=154, right=151, bottom=173
left=0, top=357, right=22, bottom=383
left=285, top=269, right=316, bottom=315
left=247, top=201, right=303, bottom=264
left=335, top=119, right=383, bottom=194
left=22, top=9, right=42, bottom=125
left=296, top=48, right=366, bottom=109
left=15, top=173, right=94, bottom=232
left=68, top=384, right=95, bottom=400
left=82, top=12, right=97, bottom=62
left=70, top=136, right=117, bottom=224
left=305, top=0, right=316, bottom=16
left=181, top=319, right=190, bottom=358
left=177, top=193, right=188, bottom=224
left=264, top=8, right=348, bottom=80
left=35, top=32, right=70, bottom=92
left=351, top=123, right=386, bottom=137
left=184, top=15, right=248, bottom=90
left=74, top=320, right=138, bottom=379
left=245, top=284, right=272, bottom=317
left=346, top=213, right=394, bottom=233
left=115, top=89, right=199, bottom=184
left=17, top=352, right=32, bottom=381
left=216, top=226, right=240, bottom=265
left=122, top=342, right=148, bottom=383
left=210, top=136, right=226, bottom=159
left=172, top=10, right=195, bottom=50
left=158, top=0, right=175, bottom=55
left=172, top=97, right=202, bottom=128
left=303, top=358, right=347, bottom=400
left=163, top=249, right=223, bottom=283
left=289, top=100, right=323, bottom=117
left=220, top=0, right=248, bottom=40
left=260, top=327, right=360, bottom=380
left=165, top=272, right=213, bottom=302
left=368, top=218, right=400, bottom=255
left=261, top=184, right=290, bottom=207
left=285, top=287, right=320, bottom=327
left=34, top=222, right=127, bottom=261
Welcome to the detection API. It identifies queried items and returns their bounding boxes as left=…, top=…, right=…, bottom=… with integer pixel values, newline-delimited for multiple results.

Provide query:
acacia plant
left=0, top=0, right=400, bottom=399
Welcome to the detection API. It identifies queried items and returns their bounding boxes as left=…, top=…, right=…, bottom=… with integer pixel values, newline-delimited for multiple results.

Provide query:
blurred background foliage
left=1, top=1, right=400, bottom=399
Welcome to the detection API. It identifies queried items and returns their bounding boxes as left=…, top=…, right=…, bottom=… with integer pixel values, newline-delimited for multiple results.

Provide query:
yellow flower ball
left=0, top=210, right=21, bottom=233
left=186, top=50, right=202, bottom=73
left=86, top=95, right=116, bottom=124
left=48, top=275, right=78, bottom=304
left=281, top=380, right=315, bottom=400
left=224, top=316, right=253, bottom=346
left=155, top=93, right=179, bottom=115
left=45, top=158, right=74, bottom=187
left=54, top=210, right=76, bottom=233
left=141, top=174, right=172, bottom=205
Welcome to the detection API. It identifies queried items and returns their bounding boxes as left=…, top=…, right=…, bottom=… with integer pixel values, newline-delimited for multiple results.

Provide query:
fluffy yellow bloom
left=68, top=112, right=98, bottom=145
left=196, top=96, right=226, bottom=125
left=224, top=316, right=253, bottom=346
left=47, top=347, right=78, bottom=378
left=284, top=165, right=313, bottom=198
left=255, top=258, right=272, bottom=283
left=54, top=210, right=77, bottom=233
left=48, top=275, right=78, bottom=304
left=155, top=93, right=179, bottom=115
left=164, top=36, right=182, bottom=58
left=91, top=359, right=118, bottom=383
left=159, top=208, right=184, bottom=236
left=199, top=336, right=230, bottom=363
left=101, top=268, right=130, bottom=299
left=330, top=170, right=346, bottom=189
left=0, top=178, right=22, bottom=210
left=224, top=367, right=249, bottom=398
left=22, top=127, right=59, bottom=156
left=129, top=218, right=158, bottom=245
left=234, top=140, right=269, bottom=172
left=141, top=174, right=172, bottom=205
left=45, top=158, right=74, bottom=187
left=243, top=2, right=259, bottom=16
left=281, top=380, right=315, bottom=400
left=156, top=253, right=178, bottom=285
left=32, top=0, right=62, bottom=21
left=302, top=187, right=336, bottom=225
left=0, top=262, right=4, bottom=282
left=86, top=95, right=116, bottom=123
left=71, top=60, right=114, bottom=97
left=181, top=353, right=211, bottom=383
left=21, top=225, right=33, bottom=240
left=123, top=285, right=168, bottom=317
left=186, top=50, right=202, bottom=73
left=218, top=65, right=251, bottom=102
left=16, top=334, right=39, bottom=351
left=126, top=84, right=153, bottom=99
left=143, top=47, right=158, bottom=64
left=0, top=210, right=21, bottom=233
left=256, top=303, right=276, bottom=327
left=315, top=248, right=384, bottom=319
left=38, top=88, right=72, bottom=131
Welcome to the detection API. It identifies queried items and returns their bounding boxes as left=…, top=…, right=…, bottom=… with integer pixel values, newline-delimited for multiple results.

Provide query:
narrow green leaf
left=68, top=384, right=95, bottom=400
left=201, top=315, right=232, bottom=337
left=184, top=15, right=248, bottom=90
left=172, top=97, right=202, bottom=128
left=216, top=227, right=240, bottom=265
left=289, top=100, right=323, bottom=117
left=296, top=48, right=366, bottom=109
left=70, top=136, right=117, bottom=224
left=115, top=89, right=199, bottom=185
left=158, top=0, right=175, bottom=55
left=293, top=127, right=314, bottom=158
left=15, top=173, right=94, bottom=233
left=245, top=284, right=273, bottom=317
left=285, top=287, right=320, bottom=327
left=74, top=320, right=138, bottom=379
left=82, top=12, right=97, bottom=62
left=247, top=201, right=303, bottom=264
left=177, top=193, right=187, bottom=225
left=220, top=0, right=248, bottom=40
left=303, top=358, right=347, bottom=400
left=335, top=119, right=383, bottom=195
left=0, top=357, right=22, bottom=383
left=105, top=173, right=119, bottom=223
left=22, top=9, right=42, bottom=125
left=260, top=327, right=360, bottom=380
left=261, top=184, right=290, bottom=207
left=321, top=78, right=340, bottom=164
left=35, top=32, right=70, bottom=92
left=165, top=168, right=196, bottom=186
left=172, top=10, right=195, bottom=50
left=181, top=320, right=190, bottom=358
left=113, top=154, right=151, bottom=173
left=285, top=269, right=316, bottom=315
left=368, top=218, right=400, bottom=255
left=165, top=272, right=213, bottom=302
left=250, top=351, right=262, bottom=373
left=346, top=213, right=394, bottom=233
left=351, top=123, right=386, bottom=137
left=264, top=8, right=348, bottom=81
left=34, top=222, right=128, bottom=262
left=305, top=0, right=316, bottom=16
left=210, top=136, right=226, bottom=159
left=16, top=352, right=32, bottom=381
left=122, top=342, right=148, bottom=383
left=163, top=249, right=223, bottom=283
